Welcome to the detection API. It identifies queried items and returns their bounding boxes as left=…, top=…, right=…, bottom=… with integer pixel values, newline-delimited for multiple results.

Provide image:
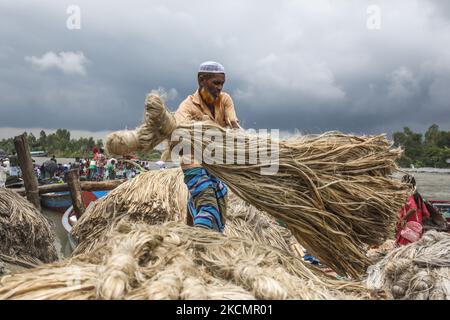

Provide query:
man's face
left=199, top=73, right=225, bottom=99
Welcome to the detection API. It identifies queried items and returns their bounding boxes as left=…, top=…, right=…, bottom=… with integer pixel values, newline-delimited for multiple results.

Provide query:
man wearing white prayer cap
left=172, top=61, right=241, bottom=233
left=174, top=61, right=240, bottom=129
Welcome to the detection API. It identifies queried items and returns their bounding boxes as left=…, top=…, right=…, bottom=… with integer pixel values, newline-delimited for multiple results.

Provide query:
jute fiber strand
left=0, top=222, right=374, bottom=300
left=225, top=192, right=299, bottom=255
left=71, top=168, right=301, bottom=258
left=105, top=93, right=408, bottom=278
left=0, top=188, right=58, bottom=266
left=105, top=94, right=177, bottom=157
left=366, top=231, right=450, bottom=300
left=176, top=124, right=408, bottom=278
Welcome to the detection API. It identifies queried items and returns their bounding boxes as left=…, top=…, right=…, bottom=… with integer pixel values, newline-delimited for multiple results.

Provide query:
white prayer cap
left=198, top=61, right=225, bottom=74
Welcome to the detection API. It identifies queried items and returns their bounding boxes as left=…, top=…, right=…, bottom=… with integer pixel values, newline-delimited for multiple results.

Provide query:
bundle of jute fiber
left=71, top=168, right=301, bottom=258
left=0, top=188, right=58, bottom=266
left=174, top=125, right=409, bottom=278
left=0, top=222, right=374, bottom=300
left=105, top=93, right=177, bottom=157
left=366, top=231, right=450, bottom=300
left=104, top=93, right=409, bottom=278
left=104, top=95, right=409, bottom=277
left=71, top=168, right=188, bottom=255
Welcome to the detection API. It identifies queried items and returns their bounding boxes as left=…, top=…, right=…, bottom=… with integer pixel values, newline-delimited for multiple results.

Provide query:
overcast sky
left=1, top=0, right=450, bottom=140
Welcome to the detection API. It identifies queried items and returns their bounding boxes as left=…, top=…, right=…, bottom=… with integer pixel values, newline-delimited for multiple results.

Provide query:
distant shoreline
left=400, top=168, right=450, bottom=174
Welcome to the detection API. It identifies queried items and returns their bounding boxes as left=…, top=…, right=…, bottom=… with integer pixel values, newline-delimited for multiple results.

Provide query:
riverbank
left=395, top=168, right=450, bottom=200
left=401, top=168, right=450, bottom=174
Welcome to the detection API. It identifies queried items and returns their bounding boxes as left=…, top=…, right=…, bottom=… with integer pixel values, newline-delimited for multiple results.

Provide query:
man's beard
left=200, top=87, right=220, bottom=106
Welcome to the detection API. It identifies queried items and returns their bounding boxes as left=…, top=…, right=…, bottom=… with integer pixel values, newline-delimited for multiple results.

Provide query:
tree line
left=393, top=124, right=450, bottom=168
left=3, top=125, right=448, bottom=166
left=0, top=129, right=161, bottom=160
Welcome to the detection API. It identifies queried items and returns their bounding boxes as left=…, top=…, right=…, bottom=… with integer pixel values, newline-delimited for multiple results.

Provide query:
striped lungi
left=183, top=167, right=227, bottom=232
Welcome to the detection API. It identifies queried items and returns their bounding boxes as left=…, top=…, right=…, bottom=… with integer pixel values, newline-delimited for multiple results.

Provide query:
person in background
left=63, top=163, right=71, bottom=182
left=156, top=160, right=166, bottom=170
left=34, top=164, right=41, bottom=179
left=88, top=158, right=97, bottom=181
left=106, top=159, right=116, bottom=180
left=96, top=148, right=107, bottom=180
left=71, top=157, right=81, bottom=170
left=396, top=175, right=430, bottom=246
left=42, top=158, right=57, bottom=179
left=92, top=146, right=99, bottom=161
left=0, top=160, right=8, bottom=188
left=8, top=152, right=19, bottom=177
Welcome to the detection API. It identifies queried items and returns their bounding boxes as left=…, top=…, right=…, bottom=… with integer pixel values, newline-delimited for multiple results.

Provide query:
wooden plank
left=13, top=134, right=41, bottom=210
left=14, top=179, right=127, bottom=196
left=67, top=169, right=85, bottom=217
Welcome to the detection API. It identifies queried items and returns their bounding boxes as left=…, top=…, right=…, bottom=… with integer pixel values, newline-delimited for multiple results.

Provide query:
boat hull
left=41, top=192, right=72, bottom=213
left=62, top=190, right=112, bottom=250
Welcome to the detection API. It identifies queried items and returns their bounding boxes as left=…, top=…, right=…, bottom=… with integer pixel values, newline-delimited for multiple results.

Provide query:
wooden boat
left=30, top=151, right=48, bottom=157
left=62, top=190, right=111, bottom=250
left=429, top=200, right=450, bottom=223
left=5, top=176, right=24, bottom=189
left=40, top=191, right=72, bottom=213
left=41, top=186, right=113, bottom=213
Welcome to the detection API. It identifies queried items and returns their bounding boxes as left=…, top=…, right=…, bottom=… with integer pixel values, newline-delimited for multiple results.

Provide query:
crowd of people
left=37, top=147, right=166, bottom=183
left=1, top=145, right=168, bottom=188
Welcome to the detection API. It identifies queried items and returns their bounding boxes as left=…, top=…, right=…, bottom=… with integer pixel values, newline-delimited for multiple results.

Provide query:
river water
left=42, top=209, right=72, bottom=258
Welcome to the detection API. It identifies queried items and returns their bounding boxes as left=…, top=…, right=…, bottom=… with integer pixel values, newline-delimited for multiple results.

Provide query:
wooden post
left=67, top=169, right=85, bottom=217
left=14, top=134, right=41, bottom=210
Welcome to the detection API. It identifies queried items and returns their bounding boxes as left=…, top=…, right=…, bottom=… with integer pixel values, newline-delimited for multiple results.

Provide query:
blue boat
left=40, top=191, right=72, bottom=213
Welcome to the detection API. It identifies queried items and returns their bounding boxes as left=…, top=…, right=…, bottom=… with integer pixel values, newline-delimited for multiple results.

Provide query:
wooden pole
left=14, top=134, right=41, bottom=210
left=15, top=179, right=126, bottom=196
left=67, top=169, right=85, bottom=217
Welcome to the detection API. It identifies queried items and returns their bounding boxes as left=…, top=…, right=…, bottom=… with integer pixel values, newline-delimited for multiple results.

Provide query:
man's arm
left=222, top=93, right=241, bottom=129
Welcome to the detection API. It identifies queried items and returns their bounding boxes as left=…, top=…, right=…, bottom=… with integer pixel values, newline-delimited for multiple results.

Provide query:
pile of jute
left=0, top=188, right=58, bottom=267
left=0, top=222, right=375, bottom=300
left=71, top=168, right=298, bottom=257
left=366, top=230, right=450, bottom=300
left=105, top=93, right=409, bottom=278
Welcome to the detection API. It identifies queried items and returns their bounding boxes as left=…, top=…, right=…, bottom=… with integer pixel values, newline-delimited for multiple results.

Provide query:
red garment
left=395, top=194, right=430, bottom=246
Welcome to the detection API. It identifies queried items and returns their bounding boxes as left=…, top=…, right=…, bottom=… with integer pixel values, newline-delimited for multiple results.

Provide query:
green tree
left=393, top=125, right=450, bottom=168
left=424, top=124, right=442, bottom=147
left=393, top=127, right=423, bottom=166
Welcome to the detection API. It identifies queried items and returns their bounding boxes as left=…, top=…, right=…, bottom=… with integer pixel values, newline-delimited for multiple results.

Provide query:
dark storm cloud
left=1, top=0, right=450, bottom=137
